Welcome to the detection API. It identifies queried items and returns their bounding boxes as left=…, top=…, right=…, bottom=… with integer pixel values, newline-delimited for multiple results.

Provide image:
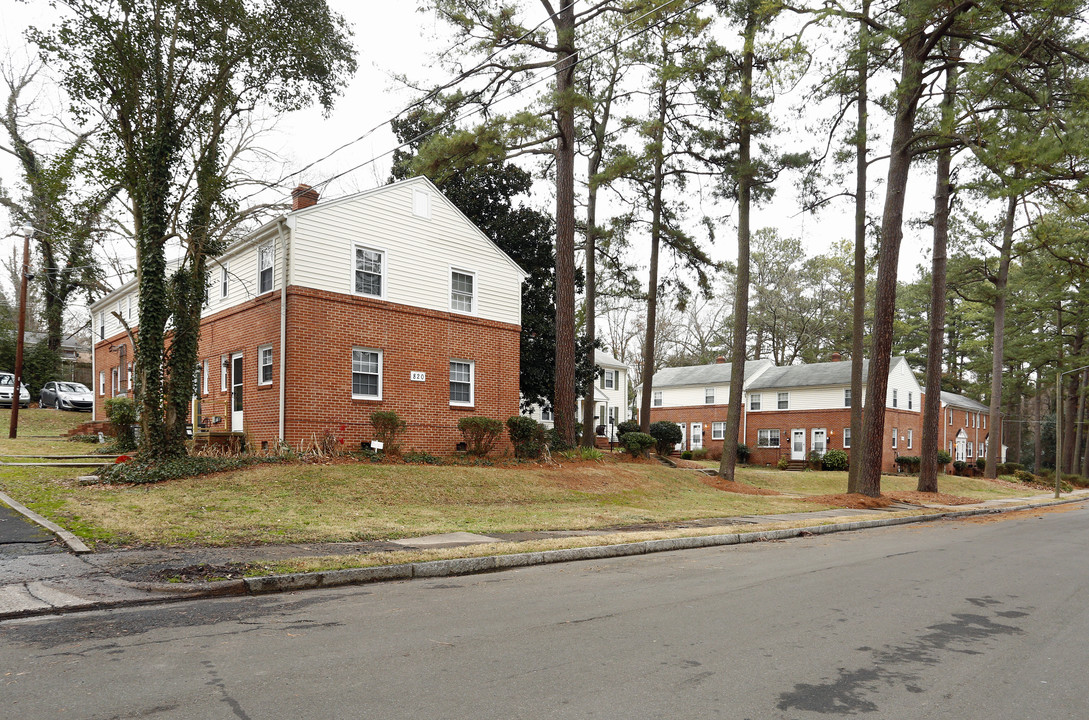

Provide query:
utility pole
left=9, top=226, right=34, bottom=439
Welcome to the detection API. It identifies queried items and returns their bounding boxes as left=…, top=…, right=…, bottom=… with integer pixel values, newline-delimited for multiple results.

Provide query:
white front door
left=231, top=352, right=244, bottom=432
left=812, top=428, right=826, bottom=456
left=791, top=429, right=806, bottom=460
left=955, top=430, right=967, bottom=462
left=676, top=423, right=687, bottom=452
left=691, top=422, right=703, bottom=450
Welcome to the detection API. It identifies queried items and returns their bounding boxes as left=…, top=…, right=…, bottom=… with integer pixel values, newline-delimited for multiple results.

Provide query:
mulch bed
left=886, top=490, right=980, bottom=506
left=801, top=493, right=894, bottom=509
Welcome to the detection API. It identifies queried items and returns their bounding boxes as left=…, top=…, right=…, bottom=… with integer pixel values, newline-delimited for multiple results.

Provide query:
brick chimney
left=291, top=184, right=319, bottom=211
left=715, top=355, right=727, bottom=364
left=830, top=351, right=842, bottom=362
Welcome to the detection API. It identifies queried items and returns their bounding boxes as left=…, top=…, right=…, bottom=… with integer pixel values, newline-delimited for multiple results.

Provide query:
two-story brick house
left=931, top=389, right=1005, bottom=464
left=90, top=177, right=527, bottom=453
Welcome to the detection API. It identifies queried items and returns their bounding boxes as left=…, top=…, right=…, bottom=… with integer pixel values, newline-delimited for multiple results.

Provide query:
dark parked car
left=0, top=372, right=30, bottom=408
left=39, top=381, right=94, bottom=412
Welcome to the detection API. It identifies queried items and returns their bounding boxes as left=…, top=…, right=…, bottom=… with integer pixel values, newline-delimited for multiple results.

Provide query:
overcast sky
left=1, top=1, right=937, bottom=305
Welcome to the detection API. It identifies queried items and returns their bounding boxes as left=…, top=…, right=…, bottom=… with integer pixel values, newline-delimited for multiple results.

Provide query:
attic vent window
left=413, top=189, right=431, bottom=219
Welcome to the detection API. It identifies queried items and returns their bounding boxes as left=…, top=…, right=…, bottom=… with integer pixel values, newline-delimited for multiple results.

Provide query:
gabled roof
left=746, top=356, right=909, bottom=391
left=596, top=350, right=627, bottom=370
left=648, top=358, right=773, bottom=389
left=939, top=390, right=990, bottom=413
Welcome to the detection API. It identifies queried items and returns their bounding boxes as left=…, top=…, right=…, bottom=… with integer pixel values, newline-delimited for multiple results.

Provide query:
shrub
left=704, top=445, right=722, bottom=461
left=619, top=431, right=655, bottom=457
left=96, top=454, right=288, bottom=485
left=104, top=397, right=137, bottom=452
left=691, top=448, right=708, bottom=460
left=936, top=450, right=952, bottom=466
left=807, top=450, right=823, bottom=469
left=546, top=428, right=573, bottom=453
left=616, top=420, right=640, bottom=437
left=506, top=416, right=545, bottom=459
left=975, top=457, right=986, bottom=470
left=680, top=450, right=693, bottom=460
left=648, top=421, right=682, bottom=455
left=1004, top=462, right=1024, bottom=473
left=895, top=456, right=921, bottom=473
left=777, top=457, right=789, bottom=470
left=952, top=460, right=967, bottom=474
left=736, top=443, right=751, bottom=464
left=822, top=448, right=849, bottom=471
left=403, top=451, right=441, bottom=464
left=1013, top=469, right=1035, bottom=484
left=370, top=410, right=406, bottom=453
left=67, top=434, right=100, bottom=444
left=457, top=416, right=504, bottom=456
left=1039, top=468, right=1054, bottom=480
left=559, top=446, right=605, bottom=462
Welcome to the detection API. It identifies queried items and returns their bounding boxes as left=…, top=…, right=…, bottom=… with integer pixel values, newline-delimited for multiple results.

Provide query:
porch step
left=66, top=420, right=114, bottom=438
left=784, top=460, right=808, bottom=471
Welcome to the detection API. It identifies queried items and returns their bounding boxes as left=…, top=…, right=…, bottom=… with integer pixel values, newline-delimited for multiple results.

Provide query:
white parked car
left=40, top=381, right=94, bottom=412
left=0, top=372, right=31, bottom=408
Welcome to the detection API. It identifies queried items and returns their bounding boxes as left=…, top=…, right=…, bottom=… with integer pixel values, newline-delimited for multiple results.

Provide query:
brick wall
left=93, top=285, right=522, bottom=454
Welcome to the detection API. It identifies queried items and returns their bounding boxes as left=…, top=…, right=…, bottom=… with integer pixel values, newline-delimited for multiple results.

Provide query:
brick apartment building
left=90, top=177, right=527, bottom=453
left=933, top=389, right=1004, bottom=464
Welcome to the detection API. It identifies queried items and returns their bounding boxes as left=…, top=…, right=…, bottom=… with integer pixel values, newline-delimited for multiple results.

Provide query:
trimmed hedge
left=457, top=416, right=504, bottom=456
left=648, top=421, right=682, bottom=455
left=619, top=431, right=655, bottom=457
left=506, top=415, right=545, bottom=459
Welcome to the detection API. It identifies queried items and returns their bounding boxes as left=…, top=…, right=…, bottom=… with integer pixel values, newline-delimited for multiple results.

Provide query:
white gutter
left=276, top=219, right=288, bottom=444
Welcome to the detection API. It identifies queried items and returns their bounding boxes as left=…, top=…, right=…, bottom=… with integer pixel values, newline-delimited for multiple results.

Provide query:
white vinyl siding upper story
left=654, top=384, right=731, bottom=408
left=289, top=178, right=523, bottom=326
left=745, top=359, right=923, bottom=413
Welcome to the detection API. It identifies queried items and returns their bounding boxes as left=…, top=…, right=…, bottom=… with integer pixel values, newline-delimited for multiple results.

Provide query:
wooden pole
left=9, top=227, right=32, bottom=439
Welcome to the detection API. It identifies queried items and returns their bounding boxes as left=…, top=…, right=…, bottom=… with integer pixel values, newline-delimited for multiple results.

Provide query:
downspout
left=276, top=219, right=288, bottom=444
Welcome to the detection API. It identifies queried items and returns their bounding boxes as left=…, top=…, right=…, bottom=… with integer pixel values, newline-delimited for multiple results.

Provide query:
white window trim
left=111, top=367, right=119, bottom=397
left=351, top=243, right=387, bottom=300
left=449, top=359, right=475, bottom=407
left=258, top=346, right=273, bottom=386
left=257, top=242, right=275, bottom=295
left=127, top=295, right=133, bottom=320
left=127, top=362, right=133, bottom=391
left=99, top=370, right=105, bottom=396
left=221, top=355, right=228, bottom=391
left=412, top=188, right=431, bottom=219
left=540, top=405, right=553, bottom=422
left=908, top=391, right=913, bottom=410
left=843, top=427, right=851, bottom=448
left=711, top=422, right=725, bottom=441
left=202, top=360, right=209, bottom=395
left=907, top=428, right=913, bottom=450
left=892, top=389, right=898, bottom=408
left=351, top=347, right=383, bottom=400
left=750, top=393, right=761, bottom=411
left=705, top=387, right=715, bottom=404
left=221, top=263, right=229, bottom=299
left=449, top=266, right=476, bottom=315
left=777, top=392, right=789, bottom=410
left=653, top=390, right=663, bottom=407
left=844, top=388, right=851, bottom=407
left=98, top=312, right=105, bottom=340
left=604, top=370, right=616, bottom=390
left=892, top=428, right=898, bottom=449
left=757, top=428, right=780, bottom=448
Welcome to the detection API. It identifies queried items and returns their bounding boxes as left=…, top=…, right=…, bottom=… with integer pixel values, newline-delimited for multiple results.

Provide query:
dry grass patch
left=733, top=466, right=1033, bottom=501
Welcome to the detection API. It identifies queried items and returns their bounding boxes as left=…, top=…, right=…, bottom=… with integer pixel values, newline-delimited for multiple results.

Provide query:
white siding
left=289, top=179, right=523, bottom=326
left=886, top=359, right=922, bottom=412
left=659, top=384, right=730, bottom=408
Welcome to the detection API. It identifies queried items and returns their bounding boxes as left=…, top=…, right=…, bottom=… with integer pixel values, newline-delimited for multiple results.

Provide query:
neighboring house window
left=843, top=427, right=851, bottom=448
left=99, top=371, right=105, bottom=395
left=750, top=394, right=761, bottom=411
left=705, top=387, right=715, bottom=404
left=111, top=367, right=119, bottom=396
left=352, top=348, right=382, bottom=399
left=202, top=360, right=209, bottom=396
left=712, top=422, right=725, bottom=440
left=221, top=355, right=228, bottom=391
left=602, top=370, right=616, bottom=390
left=966, top=441, right=973, bottom=458
left=608, top=406, right=618, bottom=426
left=983, top=414, right=986, bottom=429
left=259, top=346, right=273, bottom=385
left=653, top=391, right=662, bottom=407
left=948, top=410, right=952, bottom=425
left=354, top=246, right=384, bottom=297
left=757, top=429, right=780, bottom=448
left=844, top=388, right=851, bottom=407
left=413, top=188, right=431, bottom=218
left=907, top=429, right=913, bottom=449
left=777, top=392, right=789, bottom=410
left=892, top=389, right=898, bottom=408
left=450, top=269, right=474, bottom=312
left=965, top=411, right=969, bottom=426
left=540, top=405, right=553, bottom=422
left=892, top=428, right=898, bottom=449
left=908, top=391, right=913, bottom=410
left=127, top=363, right=133, bottom=391
left=127, top=295, right=133, bottom=320
left=258, top=243, right=274, bottom=294
left=99, top=312, right=104, bottom=340
left=450, top=360, right=474, bottom=405
left=221, top=264, right=229, bottom=298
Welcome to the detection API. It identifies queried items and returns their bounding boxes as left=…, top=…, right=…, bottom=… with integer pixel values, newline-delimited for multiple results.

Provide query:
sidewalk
left=2, top=489, right=1087, bottom=621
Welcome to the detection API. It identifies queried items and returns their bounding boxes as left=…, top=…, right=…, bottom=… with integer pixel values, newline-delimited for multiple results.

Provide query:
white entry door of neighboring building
left=691, top=422, right=703, bottom=450
left=676, top=423, right=687, bottom=452
left=955, top=429, right=967, bottom=462
left=791, top=429, right=806, bottom=460
left=231, top=352, right=244, bottom=432
left=812, top=428, right=827, bottom=456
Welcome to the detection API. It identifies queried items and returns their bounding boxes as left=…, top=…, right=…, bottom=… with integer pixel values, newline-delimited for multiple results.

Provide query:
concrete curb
left=0, top=490, right=91, bottom=554
left=3, top=495, right=1086, bottom=621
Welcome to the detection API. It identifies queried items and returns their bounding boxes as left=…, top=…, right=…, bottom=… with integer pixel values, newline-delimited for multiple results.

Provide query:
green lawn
left=0, top=407, right=96, bottom=456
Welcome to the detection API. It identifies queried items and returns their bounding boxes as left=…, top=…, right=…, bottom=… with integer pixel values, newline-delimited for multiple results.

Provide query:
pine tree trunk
left=847, top=0, right=870, bottom=493
left=719, top=12, right=756, bottom=482
left=1034, top=384, right=1042, bottom=472
left=1072, top=368, right=1085, bottom=477
left=551, top=5, right=577, bottom=447
left=919, top=41, right=958, bottom=493
left=984, top=193, right=1017, bottom=478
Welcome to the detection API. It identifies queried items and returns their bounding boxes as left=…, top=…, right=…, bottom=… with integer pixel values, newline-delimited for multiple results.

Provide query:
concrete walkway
left=2, top=489, right=1087, bottom=621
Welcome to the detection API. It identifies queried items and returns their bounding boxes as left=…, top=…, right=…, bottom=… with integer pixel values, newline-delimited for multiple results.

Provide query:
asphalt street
left=0, top=503, right=61, bottom=556
left=2, top=503, right=1087, bottom=719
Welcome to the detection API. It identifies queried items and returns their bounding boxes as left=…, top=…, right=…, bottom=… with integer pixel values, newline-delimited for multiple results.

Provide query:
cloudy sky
left=1, top=1, right=936, bottom=303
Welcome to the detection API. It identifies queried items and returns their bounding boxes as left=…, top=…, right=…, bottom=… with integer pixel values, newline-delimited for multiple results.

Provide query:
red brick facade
left=94, top=286, right=521, bottom=454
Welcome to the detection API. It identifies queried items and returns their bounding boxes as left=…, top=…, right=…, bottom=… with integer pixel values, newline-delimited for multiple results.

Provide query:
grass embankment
left=0, top=407, right=94, bottom=456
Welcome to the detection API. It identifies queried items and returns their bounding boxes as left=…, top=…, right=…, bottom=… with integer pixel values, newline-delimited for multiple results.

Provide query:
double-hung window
left=354, top=246, right=384, bottom=297
left=892, top=389, right=898, bottom=408
left=652, top=390, right=663, bottom=407
left=705, top=387, right=715, bottom=404
left=450, top=360, right=474, bottom=406
left=966, top=440, right=973, bottom=458
left=843, top=427, right=851, bottom=448
left=757, top=428, right=780, bottom=448
left=750, top=394, right=761, bottom=411
left=202, top=360, right=209, bottom=395
left=221, top=264, right=229, bottom=299
left=603, top=370, right=616, bottom=390
left=259, top=345, right=273, bottom=385
left=540, top=405, right=553, bottom=422
left=258, top=243, right=274, bottom=294
left=221, top=355, right=228, bottom=391
left=99, top=312, right=104, bottom=340
left=777, top=392, right=789, bottom=410
left=892, top=428, right=898, bottom=449
left=352, top=349, right=382, bottom=399
left=844, top=388, right=852, bottom=407
left=450, top=269, right=474, bottom=312
left=908, top=391, right=913, bottom=410
left=99, top=371, right=105, bottom=396
left=711, top=422, right=726, bottom=440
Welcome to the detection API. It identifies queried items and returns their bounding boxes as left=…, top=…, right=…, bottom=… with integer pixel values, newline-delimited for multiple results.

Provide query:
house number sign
left=410, top=371, right=426, bottom=382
